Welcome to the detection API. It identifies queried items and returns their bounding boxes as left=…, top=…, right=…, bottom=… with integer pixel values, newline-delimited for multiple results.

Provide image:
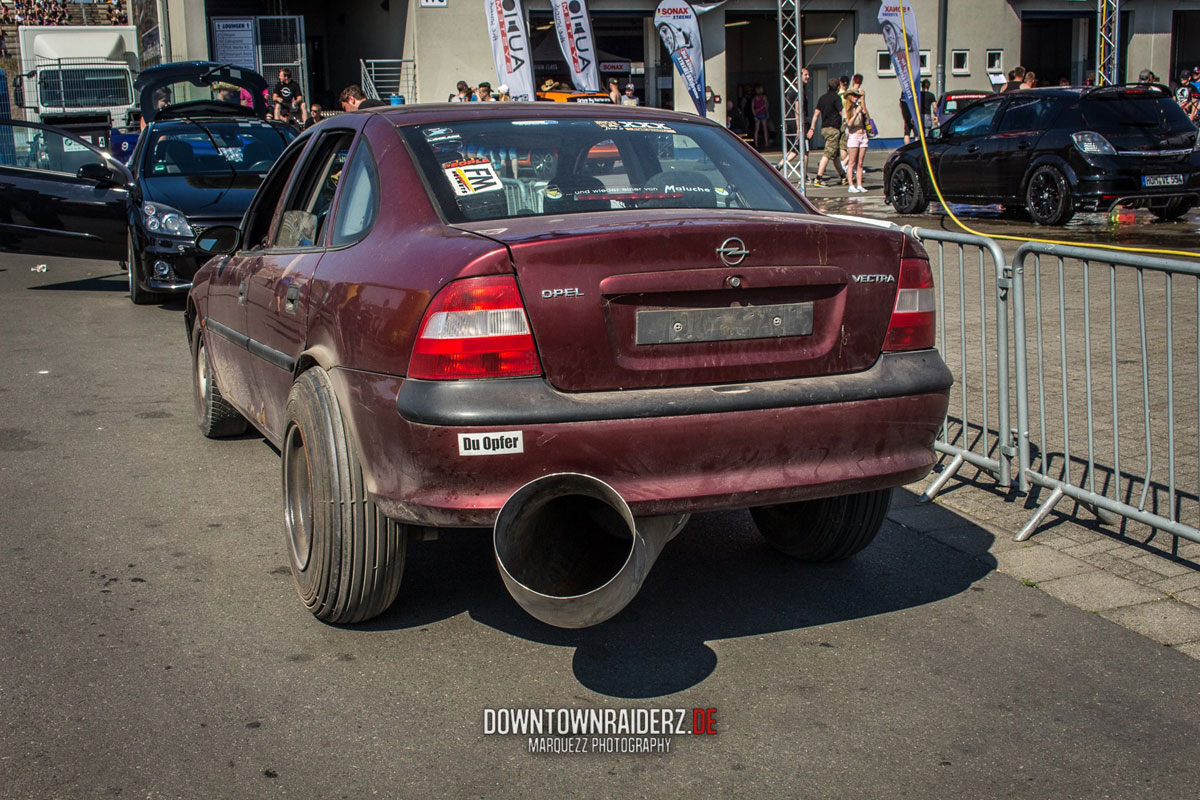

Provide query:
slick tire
left=191, top=320, right=248, bottom=439
left=283, top=368, right=408, bottom=624
left=750, top=488, right=893, bottom=562
left=888, top=163, right=928, bottom=215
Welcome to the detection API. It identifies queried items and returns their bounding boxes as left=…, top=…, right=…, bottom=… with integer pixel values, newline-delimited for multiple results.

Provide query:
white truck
left=15, top=25, right=139, bottom=143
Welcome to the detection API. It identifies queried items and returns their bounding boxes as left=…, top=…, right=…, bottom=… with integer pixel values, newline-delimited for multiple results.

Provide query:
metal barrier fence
left=1011, top=243, right=1200, bottom=548
left=361, top=59, right=417, bottom=104
left=907, top=227, right=1014, bottom=499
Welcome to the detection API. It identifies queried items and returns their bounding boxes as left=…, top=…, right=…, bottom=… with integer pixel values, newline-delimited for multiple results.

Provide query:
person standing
left=807, top=78, right=847, bottom=187
left=919, top=79, right=937, bottom=133
left=476, top=82, right=497, bottom=101
left=842, top=88, right=870, bottom=193
left=900, top=95, right=917, bottom=145
left=449, top=80, right=473, bottom=102
left=621, top=83, right=640, bottom=106
left=272, top=68, right=307, bottom=125
left=1001, top=66, right=1025, bottom=93
left=304, top=103, right=324, bottom=130
left=340, top=85, right=386, bottom=111
left=751, top=85, right=769, bottom=149
left=1020, top=70, right=1037, bottom=90
left=608, top=78, right=620, bottom=104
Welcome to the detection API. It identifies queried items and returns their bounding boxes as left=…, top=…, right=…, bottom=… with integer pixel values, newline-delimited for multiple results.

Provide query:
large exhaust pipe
left=493, top=473, right=688, bottom=628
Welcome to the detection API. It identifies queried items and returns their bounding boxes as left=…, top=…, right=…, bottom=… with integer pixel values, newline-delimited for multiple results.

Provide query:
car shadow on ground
left=26, top=271, right=129, bottom=292
left=360, top=497, right=996, bottom=698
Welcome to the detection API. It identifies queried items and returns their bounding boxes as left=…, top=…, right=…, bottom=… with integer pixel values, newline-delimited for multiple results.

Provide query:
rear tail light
left=1071, top=131, right=1117, bottom=156
left=883, top=258, right=936, bottom=351
left=408, top=275, right=543, bottom=379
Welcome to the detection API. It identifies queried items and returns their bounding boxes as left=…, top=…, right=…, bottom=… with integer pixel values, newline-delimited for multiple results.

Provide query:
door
left=985, top=96, right=1060, bottom=202
left=201, top=139, right=307, bottom=425
left=934, top=97, right=1004, bottom=201
left=0, top=120, right=130, bottom=260
left=243, top=128, right=358, bottom=440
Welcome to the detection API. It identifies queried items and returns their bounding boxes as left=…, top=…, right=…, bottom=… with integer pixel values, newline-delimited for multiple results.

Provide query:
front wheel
left=888, top=163, right=928, bottom=215
left=750, top=488, right=893, bottom=562
left=1024, top=165, right=1075, bottom=226
left=283, top=368, right=408, bottom=624
left=191, top=319, right=248, bottom=438
left=127, top=236, right=160, bottom=305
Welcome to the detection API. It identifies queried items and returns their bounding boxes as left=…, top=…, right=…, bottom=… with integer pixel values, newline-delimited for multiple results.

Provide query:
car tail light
left=1071, top=131, right=1117, bottom=156
left=883, top=258, right=936, bottom=351
left=409, top=275, right=542, bottom=379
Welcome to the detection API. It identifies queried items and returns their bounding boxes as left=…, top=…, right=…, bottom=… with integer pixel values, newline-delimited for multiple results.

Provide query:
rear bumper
left=1072, top=155, right=1200, bottom=212
left=334, top=351, right=952, bottom=527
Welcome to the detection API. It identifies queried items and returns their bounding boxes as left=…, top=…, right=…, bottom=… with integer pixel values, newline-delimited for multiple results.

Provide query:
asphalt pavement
left=2, top=253, right=1198, bottom=797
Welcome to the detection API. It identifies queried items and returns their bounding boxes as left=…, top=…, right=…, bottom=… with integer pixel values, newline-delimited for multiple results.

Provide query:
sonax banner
left=654, top=1, right=706, bottom=117
left=878, top=2, right=921, bottom=127
left=485, top=0, right=535, bottom=102
left=552, top=0, right=600, bottom=93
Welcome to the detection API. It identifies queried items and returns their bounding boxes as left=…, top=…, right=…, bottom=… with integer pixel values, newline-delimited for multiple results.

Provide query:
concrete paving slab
left=1039, top=571, right=1167, bottom=612
left=1152, top=572, right=1200, bottom=595
left=1174, top=587, right=1200, bottom=608
left=1173, top=640, right=1200, bottom=659
left=1125, top=553, right=1199, bottom=579
left=993, top=547, right=1095, bottom=584
left=1100, top=600, right=1200, bottom=645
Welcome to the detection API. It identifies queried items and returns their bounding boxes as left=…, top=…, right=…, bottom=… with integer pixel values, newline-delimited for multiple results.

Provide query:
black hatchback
left=884, top=84, right=1200, bottom=225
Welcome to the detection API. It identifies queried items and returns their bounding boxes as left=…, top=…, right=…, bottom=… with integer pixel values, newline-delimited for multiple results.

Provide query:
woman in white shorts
left=842, top=89, right=870, bottom=193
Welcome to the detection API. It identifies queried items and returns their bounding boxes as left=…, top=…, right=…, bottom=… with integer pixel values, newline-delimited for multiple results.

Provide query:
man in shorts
left=807, top=77, right=847, bottom=186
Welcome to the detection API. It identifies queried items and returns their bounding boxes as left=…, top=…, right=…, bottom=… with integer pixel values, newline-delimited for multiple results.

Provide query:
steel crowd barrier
left=1011, top=243, right=1200, bottom=548
left=906, top=227, right=1014, bottom=498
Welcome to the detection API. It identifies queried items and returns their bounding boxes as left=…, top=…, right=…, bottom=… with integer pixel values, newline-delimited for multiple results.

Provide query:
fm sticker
left=443, top=159, right=503, bottom=196
left=459, top=431, right=524, bottom=455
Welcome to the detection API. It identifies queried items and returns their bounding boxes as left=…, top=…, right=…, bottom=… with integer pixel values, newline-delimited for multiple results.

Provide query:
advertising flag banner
left=878, top=1, right=921, bottom=127
left=551, top=0, right=600, bottom=93
left=484, top=0, right=535, bottom=102
left=654, top=1, right=706, bottom=117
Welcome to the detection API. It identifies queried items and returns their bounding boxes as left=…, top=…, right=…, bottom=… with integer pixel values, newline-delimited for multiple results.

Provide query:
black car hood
left=141, top=173, right=263, bottom=219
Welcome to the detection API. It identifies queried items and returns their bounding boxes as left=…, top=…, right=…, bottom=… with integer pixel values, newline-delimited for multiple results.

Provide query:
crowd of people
left=0, top=0, right=126, bottom=27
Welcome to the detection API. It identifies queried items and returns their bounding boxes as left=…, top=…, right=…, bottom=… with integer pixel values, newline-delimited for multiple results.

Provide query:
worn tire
left=128, top=236, right=160, bottom=306
left=1151, top=199, right=1193, bottom=222
left=750, top=488, right=893, bottom=562
left=283, top=368, right=407, bottom=624
left=888, top=163, right=928, bottom=215
left=1024, top=165, right=1075, bottom=226
left=191, top=320, right=248, bottom=438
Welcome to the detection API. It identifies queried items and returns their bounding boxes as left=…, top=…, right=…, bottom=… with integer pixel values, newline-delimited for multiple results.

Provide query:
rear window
left=400, top=117, right=806, bottom=223
left=1082, top=95, right=1192, bottom=130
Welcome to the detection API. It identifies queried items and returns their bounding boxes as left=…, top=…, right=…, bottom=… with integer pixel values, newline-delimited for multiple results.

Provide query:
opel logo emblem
left=716, top=237, right=748, bottom=266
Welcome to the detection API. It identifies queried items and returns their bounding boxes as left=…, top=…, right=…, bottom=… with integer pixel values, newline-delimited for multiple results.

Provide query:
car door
left=985, top=96, right=1061, bottom=202
left=202, top=139, right=307, bottom=425
left=243, top=127, right=360, bottom=440
left=0, top=120, right=130, bottom=260
left=934, top=98, right=1004, bottom=201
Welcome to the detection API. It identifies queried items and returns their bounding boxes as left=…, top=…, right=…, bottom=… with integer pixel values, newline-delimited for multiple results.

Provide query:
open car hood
left=135, top=61, right=268, bottom=124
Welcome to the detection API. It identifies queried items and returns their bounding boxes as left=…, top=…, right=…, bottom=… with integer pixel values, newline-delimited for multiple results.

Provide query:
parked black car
left=125, top=62, right=296, bottom=303
left=885, top=84, right=1200, bottom=225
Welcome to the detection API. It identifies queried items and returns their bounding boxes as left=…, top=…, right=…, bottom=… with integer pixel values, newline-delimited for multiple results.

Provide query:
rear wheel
left=191, top=320, right=248, bottom=438
left=888, top=163, right=928, bottom=215
left=283, top=368, right=408, bottom=624
left=750, top=488, right=893, bottom=562
left=1024, top=165, right=1075, bottom=226
left=1151, top=199, right=1194, bottom=222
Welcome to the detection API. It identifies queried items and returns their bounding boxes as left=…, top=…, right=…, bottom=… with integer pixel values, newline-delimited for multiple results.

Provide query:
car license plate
left=1142, top=174, right=1184, bottom=187
left=635, top=302, right=814, bottom=345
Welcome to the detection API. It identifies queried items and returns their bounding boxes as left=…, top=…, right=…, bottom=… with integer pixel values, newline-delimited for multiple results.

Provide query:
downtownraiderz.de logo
left=484, top=707, right=718, bottom=754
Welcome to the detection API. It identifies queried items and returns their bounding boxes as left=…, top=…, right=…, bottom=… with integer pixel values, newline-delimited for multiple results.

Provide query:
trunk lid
left=455, top=211, right=909, bottom=392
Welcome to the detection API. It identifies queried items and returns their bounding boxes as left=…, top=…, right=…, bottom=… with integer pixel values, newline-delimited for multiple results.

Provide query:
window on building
left=919, top=51, right=932, bottom=76
left=877, top=51, right=894, bottom=77
left=951, top=50, right=969, bottom=76
left=986, top=50, right=1003, bottom=74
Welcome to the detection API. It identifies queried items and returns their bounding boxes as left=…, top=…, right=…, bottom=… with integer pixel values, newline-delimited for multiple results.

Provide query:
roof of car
left=366, top=101, right=722, bottom=128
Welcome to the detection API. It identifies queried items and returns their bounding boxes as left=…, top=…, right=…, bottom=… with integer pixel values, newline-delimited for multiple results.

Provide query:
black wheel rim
left=892, top=168, right=915, bottom=209
left=283, top=425, right=314, bottom=572
left=1029, top=171, right=1062, bottom=219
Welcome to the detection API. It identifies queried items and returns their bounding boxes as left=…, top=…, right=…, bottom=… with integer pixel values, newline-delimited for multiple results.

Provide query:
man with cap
left=621, top=83, right=639, bottom=106
left=476, top=82, right=497, bottom=101
left=608, top=77, right=620, bottom=104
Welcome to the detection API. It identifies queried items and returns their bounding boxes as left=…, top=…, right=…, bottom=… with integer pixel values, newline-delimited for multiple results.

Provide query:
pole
left=936, top=0, right=947, bottom=98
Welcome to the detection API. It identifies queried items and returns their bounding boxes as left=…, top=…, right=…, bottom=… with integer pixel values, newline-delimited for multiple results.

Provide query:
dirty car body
left=186, top=103, right=951, bottom=628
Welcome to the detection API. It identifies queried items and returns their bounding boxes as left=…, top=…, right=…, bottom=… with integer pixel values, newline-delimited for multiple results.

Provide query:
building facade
left=192, top=0, right=1200, bottom=139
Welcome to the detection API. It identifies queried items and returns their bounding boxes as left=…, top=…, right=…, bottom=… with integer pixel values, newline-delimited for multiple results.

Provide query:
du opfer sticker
left=443, top=159, right=503, bottom=196
left=458, top=431, right=524, bottom=456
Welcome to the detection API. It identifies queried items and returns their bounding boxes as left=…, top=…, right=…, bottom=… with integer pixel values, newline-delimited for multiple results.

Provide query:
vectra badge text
left=853, top=274, right=896, bottom=283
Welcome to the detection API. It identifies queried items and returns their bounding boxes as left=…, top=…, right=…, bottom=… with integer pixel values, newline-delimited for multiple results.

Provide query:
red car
left=187, top=103, right=951, bottom=629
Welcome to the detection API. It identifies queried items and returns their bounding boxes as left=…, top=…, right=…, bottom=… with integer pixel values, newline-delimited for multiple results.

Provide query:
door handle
left=284, top=284, right=299, bottom=315
left=1017, top=140, right=1032, bottom=150
left=966, top=144, right=980, bottom=154
left=238, top=280, right=247, bottom=306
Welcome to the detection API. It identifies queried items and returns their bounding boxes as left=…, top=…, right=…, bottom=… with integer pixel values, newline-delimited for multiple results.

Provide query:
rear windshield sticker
left=594, top=120, right=676, bottom=133
left=511, top=120, right=559, bottom=126
left=443, top=159, right=503, bottom=196
left=458, top=431, right=524, bottom=456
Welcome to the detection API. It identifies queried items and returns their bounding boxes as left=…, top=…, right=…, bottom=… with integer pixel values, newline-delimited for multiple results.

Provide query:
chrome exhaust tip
left=493, top=473, right=686, bottom=629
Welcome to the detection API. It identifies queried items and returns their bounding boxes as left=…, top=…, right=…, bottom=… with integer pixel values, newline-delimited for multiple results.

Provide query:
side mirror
left=928, top=127, right=943, bottom=141
left=196, top=225, right=241, bottom=255
left=77, top=162, right=116, bottom=184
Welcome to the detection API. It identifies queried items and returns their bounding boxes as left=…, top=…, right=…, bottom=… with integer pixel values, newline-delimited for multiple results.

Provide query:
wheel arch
left=1020, top=154, right=1079, bottom=199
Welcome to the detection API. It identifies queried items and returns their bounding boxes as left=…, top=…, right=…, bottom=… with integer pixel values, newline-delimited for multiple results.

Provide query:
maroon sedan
left=187, top=103, right=951, bottom=628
